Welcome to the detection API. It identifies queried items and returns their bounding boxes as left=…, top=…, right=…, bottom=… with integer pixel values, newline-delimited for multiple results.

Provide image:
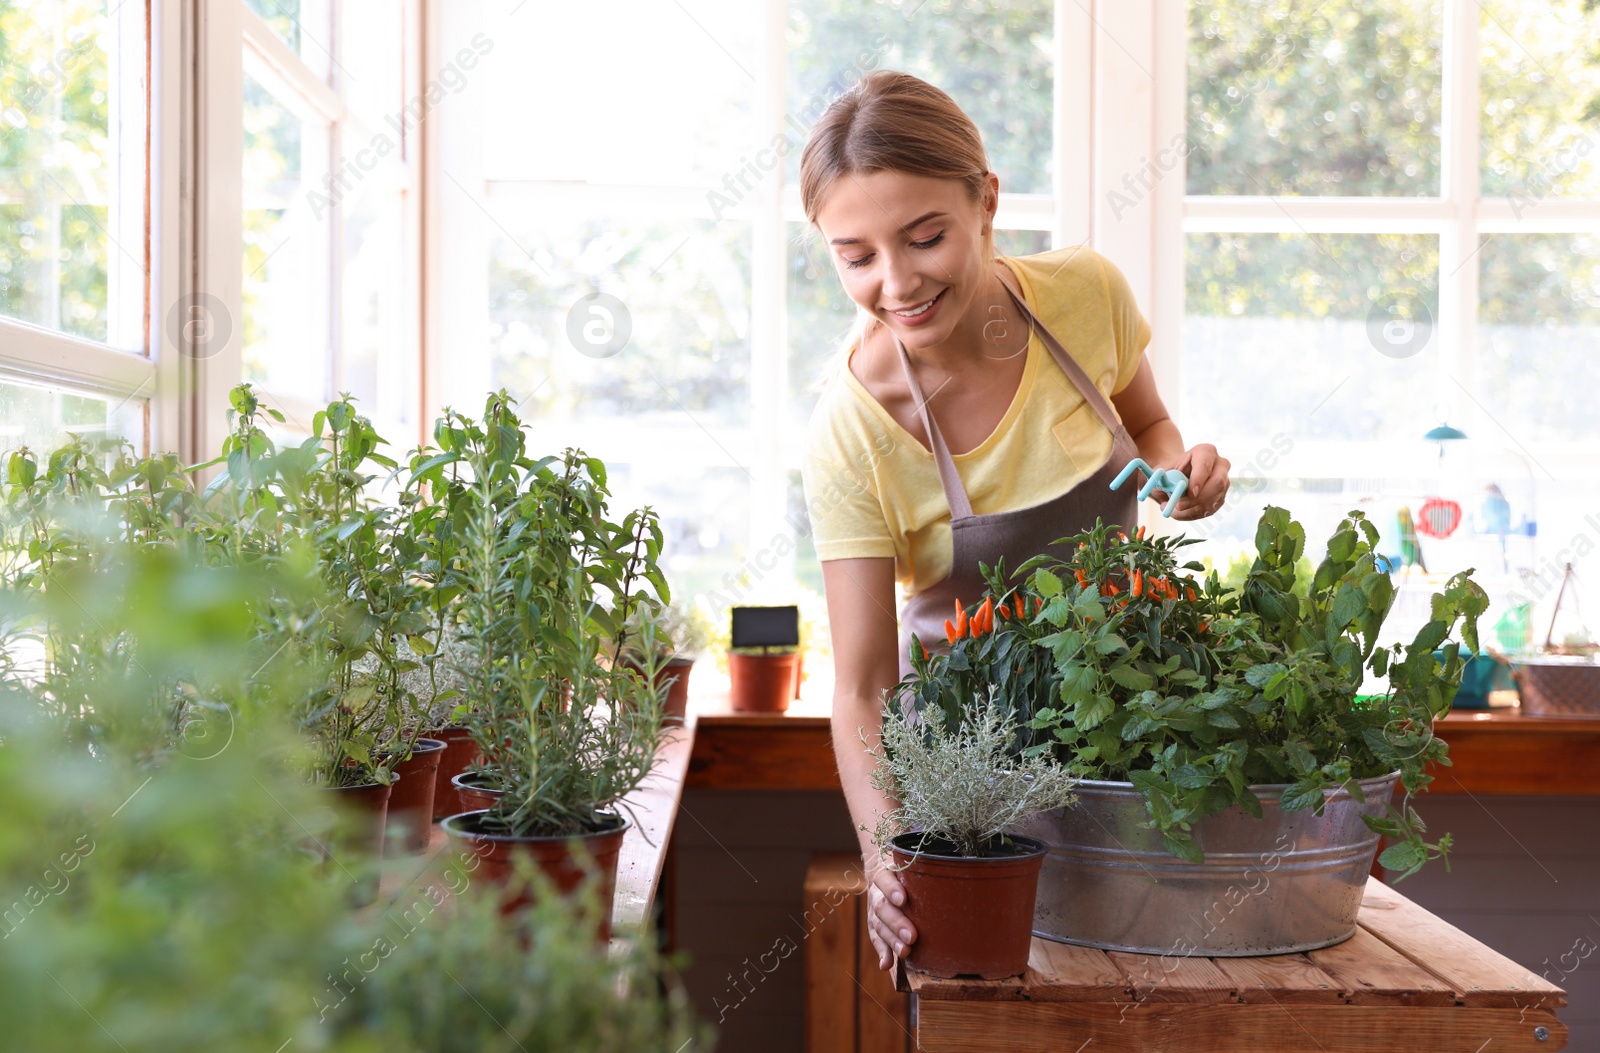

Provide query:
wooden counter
left=1430, top=708, right=1600, bottom=796
left=902, top=878, right=1569, bottom=1052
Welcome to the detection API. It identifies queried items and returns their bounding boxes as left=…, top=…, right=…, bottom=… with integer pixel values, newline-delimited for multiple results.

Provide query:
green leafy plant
left=1013, top=511, right=1487, bottom=872
left=865, top=689, right=1077, bottom=859
left=426, top=393, right=672, bottom=838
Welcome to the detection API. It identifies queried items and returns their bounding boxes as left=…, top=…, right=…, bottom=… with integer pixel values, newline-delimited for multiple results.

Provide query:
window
left=0, top=0, right=152, bottom=452
left=239, top=0, right=419, bottom=437
left=437, top=0, right=1064, bottom=612
left=1174, top=0, right=1600, bottom=638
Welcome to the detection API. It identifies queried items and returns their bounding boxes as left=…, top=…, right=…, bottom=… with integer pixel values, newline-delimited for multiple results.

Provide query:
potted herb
left=911, top=509, right=1488, bottom=955
left=617, top=599, right=710, bottom=722
left=431, top=394, right=671, bottom=937
left=865, top=689, right=1077, bottom=979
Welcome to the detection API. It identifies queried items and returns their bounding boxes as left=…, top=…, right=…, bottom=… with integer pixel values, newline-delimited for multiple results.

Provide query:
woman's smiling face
left=814, top=170, right=996, bottom=350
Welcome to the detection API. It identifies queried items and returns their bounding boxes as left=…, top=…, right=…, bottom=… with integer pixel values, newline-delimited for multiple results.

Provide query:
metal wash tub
left=1011, top=772, right=1399, bottom=957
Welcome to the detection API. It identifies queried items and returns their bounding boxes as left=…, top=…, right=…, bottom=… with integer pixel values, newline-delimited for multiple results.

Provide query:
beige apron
left=896, top=263, right=1140, bottom=677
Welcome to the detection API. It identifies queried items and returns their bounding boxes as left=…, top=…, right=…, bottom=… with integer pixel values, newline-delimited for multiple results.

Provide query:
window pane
left=242, top=69, right=332, bottom=404
left=338, top=0, right=404, bottom=134
left=1187, top=0, right=1442, bottom=196
left=788, top=0, right=1054, bottom=194
left=0, top=375, right=144, bottom=455
left=995, top=229, right=1051, bottom=258
left=1479, top=234, right=1600, bottom=445
left=612, top=463, right=752, bottom=607
left=0, top=0, right=147, bottom=348
left=341, top=189, right=407, bottom=423
left=243, top=0, right=333, bottom=83
left=482, top=210, right=752, bottom=428
left=1479, top=0, right=1600, bottom=200
left=480, top=0, right=756, bottom=187
left=786, top=223, right=857, bottom=428
left=1182, top=232, right=1441, bottom=448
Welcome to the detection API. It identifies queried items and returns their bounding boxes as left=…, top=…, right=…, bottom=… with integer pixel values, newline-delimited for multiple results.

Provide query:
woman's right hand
left=865, top=851, right=916, bottom=971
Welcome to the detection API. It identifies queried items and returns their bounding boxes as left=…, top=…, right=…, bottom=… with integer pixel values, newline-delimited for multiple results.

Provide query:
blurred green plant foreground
left=0, top=396, right=709, bottom=1052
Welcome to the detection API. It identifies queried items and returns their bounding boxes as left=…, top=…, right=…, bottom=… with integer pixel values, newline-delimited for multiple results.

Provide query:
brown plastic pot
left=323, top=778, right=395, bottom=907
left=441, top=810, right=631, bottom=940
left=386, top=738, right=446, bottom=855
left=620, top=656, right=695, bottom=723
left=452, top=770, right=505, bottom=814
left=890, top=832, right=1049, bottom=979
left=427, top=727, right=481, bottom=820
left=728, top=651, right=799, bottom=714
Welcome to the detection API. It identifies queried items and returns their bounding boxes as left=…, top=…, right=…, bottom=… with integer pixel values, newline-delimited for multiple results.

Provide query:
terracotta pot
left=441, top=810, right=631, bottom=939
left=793, top=650, right=805, bottom=700
left=890, top=832, right=1048, bottom=980
left=623, top=657, right=695, bottom=723
left=452, top=770, right=505, bottom=815
left=728, top=651, right=800, bottom=714
left=427, top=727, right=482, bottom=820
left=386, top=738, right=446, bottom=855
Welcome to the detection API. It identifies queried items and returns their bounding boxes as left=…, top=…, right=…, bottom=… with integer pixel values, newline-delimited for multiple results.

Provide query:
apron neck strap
left=896, top=330, right=975, bottom=520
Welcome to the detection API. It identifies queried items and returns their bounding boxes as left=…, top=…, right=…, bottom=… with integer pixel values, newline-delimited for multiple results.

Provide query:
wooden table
left=902, top=877, right=1569, bottom=1052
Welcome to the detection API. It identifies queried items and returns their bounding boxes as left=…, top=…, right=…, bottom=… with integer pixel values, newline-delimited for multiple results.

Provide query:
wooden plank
left=1212, top=953, right=1347, bottom=1004
left=803, top=854, right=861, bottom=1053
left=907, top=970, right=1029, bottom=1002
left=1304, top=926, right=1455, bottom=1006
left=1020, top=939, right=1130, bottom=1001
left=1359, top=877, right=1568, bottom=1009
left=1106, top=950, right=1237, bottom=1004
left=914, top=1001, right=1569, bottom=1053
left=1430, top=712, right=1600, bottom=797
left=612, top=726, right=693, bottom=933
left=687, top=716, right=840, bottom=791
left=856, top=889, right=912, bottom=1053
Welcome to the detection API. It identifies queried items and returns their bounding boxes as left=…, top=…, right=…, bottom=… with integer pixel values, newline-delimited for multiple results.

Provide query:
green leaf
left=1279, top=781, right=1325, bottom=812
left=1106, top=664, right=1153, bottom=692
left=1378, top=841, right=1426, bottom=874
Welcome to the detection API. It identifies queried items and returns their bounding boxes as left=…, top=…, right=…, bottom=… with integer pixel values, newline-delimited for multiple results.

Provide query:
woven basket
left=1512, top=656, right=1600, bottom=718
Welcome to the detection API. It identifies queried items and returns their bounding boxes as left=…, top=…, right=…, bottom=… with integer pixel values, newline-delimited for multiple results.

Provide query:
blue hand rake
left=1109, top=458, right=1189, bottom=518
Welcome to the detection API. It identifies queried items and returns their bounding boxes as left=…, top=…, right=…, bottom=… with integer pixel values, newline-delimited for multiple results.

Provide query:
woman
left=798, top=71, right=1232, bottom=972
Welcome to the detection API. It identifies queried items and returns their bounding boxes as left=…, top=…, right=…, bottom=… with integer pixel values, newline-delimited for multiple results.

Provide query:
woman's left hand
left=1155, top=444, right=1230, bottom=520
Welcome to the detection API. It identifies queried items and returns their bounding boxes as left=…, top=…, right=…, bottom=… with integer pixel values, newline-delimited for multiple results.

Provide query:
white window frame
left=428, top=0, right=1097, bottom=584
left=1121, top=0, right=1600, bottom=482
left=0, top=0, right=164, bottom=454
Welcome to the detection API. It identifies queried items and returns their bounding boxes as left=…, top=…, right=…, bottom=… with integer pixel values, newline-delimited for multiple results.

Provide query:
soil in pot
left=426, top=727, right=482, bottom=820
left=441, top=810, right=631, bottom=940
left=728, top=651, right=799, bottom=714
left=386, top=738, right=446, bottom=855
left=451, top=770, right=505, bottom=814
left=889, top=831, right=1048, bottom=980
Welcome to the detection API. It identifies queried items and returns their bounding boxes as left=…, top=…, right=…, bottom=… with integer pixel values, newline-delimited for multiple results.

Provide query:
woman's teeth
left=894, top=291, right=942, bottom=317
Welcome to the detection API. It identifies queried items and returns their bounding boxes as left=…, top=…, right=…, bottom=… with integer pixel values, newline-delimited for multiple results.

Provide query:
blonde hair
left=799, top=71, right=996, bottom=375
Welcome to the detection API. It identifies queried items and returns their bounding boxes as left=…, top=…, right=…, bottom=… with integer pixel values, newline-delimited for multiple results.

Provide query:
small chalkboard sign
left=730, top=605, right=800, bottom=650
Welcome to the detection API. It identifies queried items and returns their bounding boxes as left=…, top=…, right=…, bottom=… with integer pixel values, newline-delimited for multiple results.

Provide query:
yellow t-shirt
left=801, top=245, right=1150, bottom=596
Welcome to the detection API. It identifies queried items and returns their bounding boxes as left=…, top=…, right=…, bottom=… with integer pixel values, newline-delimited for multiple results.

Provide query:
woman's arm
left=819, top=556, right=918, bottom=970
left=1109, top=355, right=1231, bottom=520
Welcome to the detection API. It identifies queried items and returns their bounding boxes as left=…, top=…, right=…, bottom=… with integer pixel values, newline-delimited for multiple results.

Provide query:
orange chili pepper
left=945, top=619, right=960, bottom=644
left=1187, top=586, right=1197, bottom=602
left=1075, top=569, right=1088, bottom=586
left=1102, top=582, right=1120, bottom=597
left=1136, top=525, right=1145, bottom=540
left=996, top=603, right=1008, bottom=621
left=1015, top=595, right=1026, bottom=619
left=954, top=598, right=964, bottom=617
left=1131, top=570, right=1144, bottom=598
left=1198, top=620, right=1210, bottom=634
left=955, top=607, right=968, bottom=638
left=979, top=597, right=993, bottom=629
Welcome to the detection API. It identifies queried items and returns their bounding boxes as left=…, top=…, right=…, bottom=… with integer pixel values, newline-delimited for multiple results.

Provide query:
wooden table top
left=902, top=877, right=1568, bottom=1052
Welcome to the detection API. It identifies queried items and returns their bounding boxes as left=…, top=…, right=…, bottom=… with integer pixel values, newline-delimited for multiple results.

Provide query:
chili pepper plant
left=900, top=510, right=1489, bottom=876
